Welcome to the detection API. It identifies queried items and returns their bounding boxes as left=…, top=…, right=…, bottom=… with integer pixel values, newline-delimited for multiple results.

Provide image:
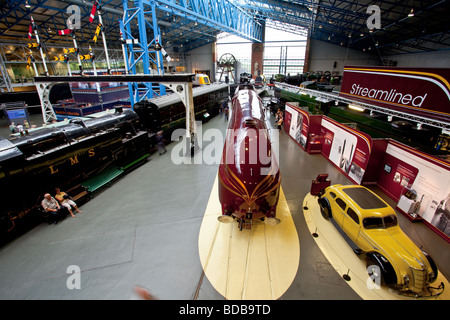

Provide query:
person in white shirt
left=41, top=193, right=64, bottom=224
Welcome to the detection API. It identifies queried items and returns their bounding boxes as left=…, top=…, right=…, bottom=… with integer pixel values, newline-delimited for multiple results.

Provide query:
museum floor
left=0, top=109, right=448, bottom=300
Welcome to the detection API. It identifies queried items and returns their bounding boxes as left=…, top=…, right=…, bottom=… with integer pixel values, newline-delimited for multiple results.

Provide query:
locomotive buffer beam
left=34, top=74, right=199, bottom=155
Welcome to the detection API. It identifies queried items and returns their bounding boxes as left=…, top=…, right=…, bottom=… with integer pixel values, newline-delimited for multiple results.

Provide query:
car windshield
left=363, top=215, right=398, bottom=229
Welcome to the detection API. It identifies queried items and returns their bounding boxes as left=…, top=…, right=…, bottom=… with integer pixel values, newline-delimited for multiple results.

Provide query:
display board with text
left=340, top=66, right=450, bottom=122
left=378, top=141, right=450, bottom=241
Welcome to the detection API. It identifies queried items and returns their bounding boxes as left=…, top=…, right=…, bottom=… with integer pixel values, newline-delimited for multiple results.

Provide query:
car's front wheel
left=366, top=252, right=397, bottom=287
left=422, top=250, right=439, bottom=283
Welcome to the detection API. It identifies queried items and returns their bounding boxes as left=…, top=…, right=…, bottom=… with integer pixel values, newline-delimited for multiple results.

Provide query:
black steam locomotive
left=0, top=83, right=229, bottom=241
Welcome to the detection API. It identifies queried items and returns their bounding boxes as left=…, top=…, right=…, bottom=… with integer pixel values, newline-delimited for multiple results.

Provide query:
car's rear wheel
left=318, top=197, right=331, bottom=220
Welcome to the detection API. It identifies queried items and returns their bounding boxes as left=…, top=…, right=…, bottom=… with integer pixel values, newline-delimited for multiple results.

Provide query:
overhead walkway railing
left=275, top=82, right=450, bottom=131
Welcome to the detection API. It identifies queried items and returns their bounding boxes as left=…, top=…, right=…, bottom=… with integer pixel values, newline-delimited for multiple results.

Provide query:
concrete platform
left=0, top=110, right=448, bottom=300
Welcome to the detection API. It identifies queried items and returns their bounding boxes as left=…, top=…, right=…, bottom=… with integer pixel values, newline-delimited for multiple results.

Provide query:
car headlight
left=403, top=275, right=410, bottom=286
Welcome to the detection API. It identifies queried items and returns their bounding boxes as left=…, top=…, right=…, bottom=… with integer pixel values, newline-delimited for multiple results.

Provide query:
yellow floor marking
left=198, top=175, right=300, bottom=300
left=303, top=193, right=449, bottom=300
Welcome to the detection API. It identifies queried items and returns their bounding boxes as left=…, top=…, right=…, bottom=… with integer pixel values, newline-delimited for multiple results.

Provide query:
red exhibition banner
left=286, top=104, right=309, bottom=148
left=320, top=117, right=372, bottom=184
left=339, top=66, right=450, bottom=122
left=285, top=103, right=322, bottom=153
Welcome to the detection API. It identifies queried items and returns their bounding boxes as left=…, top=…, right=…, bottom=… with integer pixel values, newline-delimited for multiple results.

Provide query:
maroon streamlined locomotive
left=218, top=85, right=281, bottom=230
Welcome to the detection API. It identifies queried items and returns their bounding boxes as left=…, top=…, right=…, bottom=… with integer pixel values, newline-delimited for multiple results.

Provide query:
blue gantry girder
left=120, top=0, right=167, bottom=104
left=152, top=0, right=263, bottom=43
left=0, top=0, right=264, bottom=103
left=120, top=0, right=264, bottom=104
left=236, top=0, right=316, bottom=30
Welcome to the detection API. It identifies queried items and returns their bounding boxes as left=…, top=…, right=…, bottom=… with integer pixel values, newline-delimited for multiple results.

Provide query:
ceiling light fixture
left=25, top=0, right=31, bottom=8
left=408, top=9, right=414, bottom=17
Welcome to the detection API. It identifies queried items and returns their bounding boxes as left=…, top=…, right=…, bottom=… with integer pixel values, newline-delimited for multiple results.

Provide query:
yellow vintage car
left=317, top=184, right=441, bottom=296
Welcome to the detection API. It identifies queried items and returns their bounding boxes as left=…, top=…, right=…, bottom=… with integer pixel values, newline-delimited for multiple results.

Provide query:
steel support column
left=161, top=81, right=197, bottom=155
left=0, top=49, right=13, bottom=92
left=121, top=0, right=166, bottom=106
left=35, top=82, right=58, bottom=124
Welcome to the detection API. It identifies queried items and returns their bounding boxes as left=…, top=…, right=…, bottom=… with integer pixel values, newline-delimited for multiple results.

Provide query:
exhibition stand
left=302, top=192, right=449, bottom=300
left=284, top=104, right=450, bottom=244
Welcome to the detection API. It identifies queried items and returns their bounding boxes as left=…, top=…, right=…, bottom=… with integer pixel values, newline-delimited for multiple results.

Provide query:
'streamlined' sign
left=340, top=66, right=450, bottom=121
